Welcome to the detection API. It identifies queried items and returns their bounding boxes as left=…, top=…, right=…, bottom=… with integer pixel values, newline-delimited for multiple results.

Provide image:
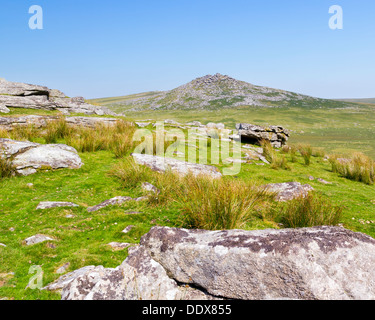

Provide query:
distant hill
left=89, top=73, right=364, bottom=112
left=335, top=98, right=375, bottom=105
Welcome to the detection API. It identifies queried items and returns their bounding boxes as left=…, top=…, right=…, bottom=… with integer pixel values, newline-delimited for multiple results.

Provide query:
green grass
left=104, top=105, right=375, bottom=158
left=1, top=117, right=375, bottom=300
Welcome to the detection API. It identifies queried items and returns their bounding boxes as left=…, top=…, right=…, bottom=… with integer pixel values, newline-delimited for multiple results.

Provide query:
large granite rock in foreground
left=0, top=138, right=82, bottom=176
left=142, top=226, right=375, bottom=300
left=0, top=79, right=115, bottom=116
left=132, top=153, right=222, bottom=179
left=45, top=226, right=375, bottom=300
left=236, top=123, right=289, bottom=148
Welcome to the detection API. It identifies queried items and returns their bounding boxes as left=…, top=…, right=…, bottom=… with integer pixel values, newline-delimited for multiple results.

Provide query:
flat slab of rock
left=23, top=234, right=54, bottom=246
left=141, top=226, right=375, bottom=300
left=87, top=196, right=132, bottom=212
left=0, top=138, right=83, bottom=176
left=264, top=182, right=314, bottom=201
left=36, top=202, right=79, bottom=210
left=132, top=153, right=222, bottom=179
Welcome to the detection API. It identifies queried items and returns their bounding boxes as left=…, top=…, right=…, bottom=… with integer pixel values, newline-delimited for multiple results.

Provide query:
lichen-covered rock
left=0, top=138, right=83, bottom=176
left=236, top=123, right=289, bottom=148
left=132, top=153, right=222, bottom=179
left=141, top=226, right=375, bottom=300
left=51, top=246, right=216, bottom=300
left=264, top=182, right=314, bottom=201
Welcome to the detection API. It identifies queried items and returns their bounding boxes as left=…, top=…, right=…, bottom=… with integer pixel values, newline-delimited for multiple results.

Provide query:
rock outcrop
left=0, top=79, right=115, bottom=116
left=236, top=123, right=290, bottom=148
left=132, top=153, right=222, bottom=179
left=45, top=226, right=375, bottom=300
left=0, top=115, right=120, bottom=131
left=0, top=138, right=83, bottom=176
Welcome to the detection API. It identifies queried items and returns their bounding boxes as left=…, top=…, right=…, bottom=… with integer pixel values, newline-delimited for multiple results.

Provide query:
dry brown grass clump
left=330, top=152, right=375, bottom=185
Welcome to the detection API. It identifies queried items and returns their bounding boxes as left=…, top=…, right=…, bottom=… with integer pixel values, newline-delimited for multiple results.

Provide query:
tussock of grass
left=0, top=155, right=14, bottom=178
left=297, top=144, right=313, bottom=166
left=1, top=117, right=137, bottom=158
left=261, top=140, right=290, bottom=170
left=177, top=177, right=273, bottom=230
left=271, top=193, right=342, bottom=228
left=330, top=152, right=375, bottom=185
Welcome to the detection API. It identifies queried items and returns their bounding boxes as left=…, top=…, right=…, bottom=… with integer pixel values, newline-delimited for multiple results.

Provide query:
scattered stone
left=164, top=119, right=180, bottom=126
left=65, top=214, right=75, bottom=219
left=264, top=182, right=314, bottom=201
left=185, top=121, right=202, bottom=127
left=142, top=182, right=160, bottom=195
left=141, top=226, right=375, bottom=300
left=107, top=242, right=132, bottom=251
left=26, top=183, right=34, bottom=188
left=308, top=175, right=315, bottom=181
left=134, top=196, right=149, bottom=202
left=135, top=122, right=151, bottom=128
left=0, top=104, right=10, bottom=114
left=87, top=196, right=132, bottom=212
left=317, top=178, right=332, bottom=185
left=36, top=201, right=79, bottom=210
left=236, top=123, right=289, bottom=148
left=122, top=225, right=135, bottom=234
left=223, top=158, right=246, bottom=164
left=132, top=153, right=222, bottom=179
left=9, top=227, right=15, bottom=232
left=124, top=211, right=142, bottom=215
left=23, top=234, right=54, bottom=246
left=0, top=243, right=6, bottom=247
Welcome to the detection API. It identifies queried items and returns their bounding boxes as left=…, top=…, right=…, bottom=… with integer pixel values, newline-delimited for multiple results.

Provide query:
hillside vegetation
left=0, top=116, right=375, bottom=299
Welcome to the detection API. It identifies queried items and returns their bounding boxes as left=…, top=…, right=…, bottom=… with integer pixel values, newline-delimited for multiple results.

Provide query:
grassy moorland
left=0, top=116, right=375, bottom=300
left=116, top=106, right=375, bottom=158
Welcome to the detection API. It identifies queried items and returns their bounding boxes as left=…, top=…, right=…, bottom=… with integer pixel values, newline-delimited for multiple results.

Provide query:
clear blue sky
left=0, top=0, right=374, bottom=99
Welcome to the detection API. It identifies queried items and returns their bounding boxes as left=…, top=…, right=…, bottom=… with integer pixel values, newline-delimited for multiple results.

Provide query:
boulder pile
left=236, top=123, right=290, bottom=148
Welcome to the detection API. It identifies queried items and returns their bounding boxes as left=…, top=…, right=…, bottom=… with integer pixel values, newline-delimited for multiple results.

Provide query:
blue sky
left=0, top=0, right=374, bottom=99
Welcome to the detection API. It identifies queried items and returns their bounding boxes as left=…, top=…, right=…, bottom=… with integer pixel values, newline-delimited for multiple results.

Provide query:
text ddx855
left=142, top=304, right=232, bottom=317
